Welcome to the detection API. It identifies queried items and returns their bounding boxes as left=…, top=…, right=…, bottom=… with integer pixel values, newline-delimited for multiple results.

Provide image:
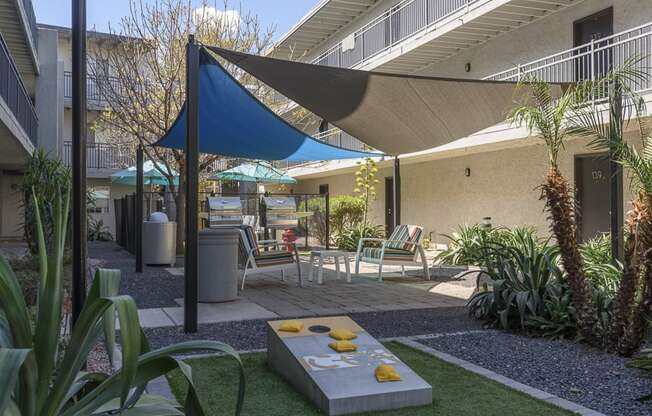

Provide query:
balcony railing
left=22, top=0, right=38, bottom=51
left=485, top=21, right=652, bottom=94
left=63, top=71, right=122, bottom=107
left=312, top=0, right=474, bottom=69
left=0, top=34, right=37, bottom=145
left=63, top=141, right=136, bottom=170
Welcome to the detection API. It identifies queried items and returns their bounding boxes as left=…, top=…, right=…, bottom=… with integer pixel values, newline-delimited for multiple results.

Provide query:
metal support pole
left=393, top=157, right=401, bottom=229
left=304, top=195, right=309, bottom=250
left=325, top=192, right=330, bottom=250
left=610, top=82, right=624, bottom=263
left=71, top=0, right=87, bottom=326
left=135, top=146, right=144, bottom=273
left=184, top=35, right=199, bottom=333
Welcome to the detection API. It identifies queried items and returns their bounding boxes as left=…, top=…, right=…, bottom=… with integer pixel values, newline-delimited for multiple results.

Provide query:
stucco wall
left=0, top=173, right=24, bottom=240
left=292, top=136, right=636, bottom=244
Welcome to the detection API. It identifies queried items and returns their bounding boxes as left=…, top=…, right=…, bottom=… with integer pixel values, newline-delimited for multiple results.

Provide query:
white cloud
left=193, top=6, right=241, bottom=33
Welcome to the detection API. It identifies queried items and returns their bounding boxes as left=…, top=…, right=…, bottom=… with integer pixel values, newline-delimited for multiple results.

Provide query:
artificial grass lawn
left=168, top=342, right=573, bottom=415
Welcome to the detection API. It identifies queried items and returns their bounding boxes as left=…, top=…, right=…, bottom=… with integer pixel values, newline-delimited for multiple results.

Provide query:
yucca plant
left=466, top=234, right=564, bottom=331
left=508, top=77, right=601, bottom=346
left=567, top=58, right=652, bottom=355
left=0, top=187, right=245, bottom=415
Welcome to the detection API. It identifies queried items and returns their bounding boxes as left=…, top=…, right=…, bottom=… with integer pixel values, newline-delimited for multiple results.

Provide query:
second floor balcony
left=63, top=71, right=121, bottom=109
left=63, top=141, right=135, bottom=173
left=0, top=33, right=37, bottom=146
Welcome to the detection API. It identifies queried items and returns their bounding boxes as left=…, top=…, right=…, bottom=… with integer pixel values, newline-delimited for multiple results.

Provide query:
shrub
left=436, top=224, right=541, bottom=266
left=335, top=223, right=385, bottom=252
left=302, top=195, right=365, bottom=246
left=467, top=234, right=565, bottom=332
left=88, top=218, right=113, bottom=241
left=580, top=233, right=621, bottom=295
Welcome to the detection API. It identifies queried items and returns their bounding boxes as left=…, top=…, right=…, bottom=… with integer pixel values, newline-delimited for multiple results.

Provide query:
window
left=319, top=184, right=329, bottom=195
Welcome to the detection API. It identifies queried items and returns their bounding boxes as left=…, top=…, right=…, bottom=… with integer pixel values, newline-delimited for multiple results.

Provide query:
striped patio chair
left=236, top=225, right=302, bottom=290
left=354, top=224, right=430, bottom=282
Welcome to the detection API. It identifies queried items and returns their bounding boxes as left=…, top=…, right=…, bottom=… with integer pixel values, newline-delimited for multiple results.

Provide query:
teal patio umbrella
left=209, top=161, right=296, bottom=184
left=111, top=161, right=179, bottom=186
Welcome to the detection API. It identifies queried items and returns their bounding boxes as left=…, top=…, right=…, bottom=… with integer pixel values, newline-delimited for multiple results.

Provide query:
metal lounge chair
left=236, top=225, right=302, bottom=290
left=354, top=224, right=430, bottom=281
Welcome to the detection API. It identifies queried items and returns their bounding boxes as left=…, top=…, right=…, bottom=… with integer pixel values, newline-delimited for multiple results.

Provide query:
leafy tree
left=91, top=0, right=279, bottom=252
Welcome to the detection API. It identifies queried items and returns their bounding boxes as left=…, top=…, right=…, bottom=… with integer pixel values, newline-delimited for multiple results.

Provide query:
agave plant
left=466, top=233, right=564, bottom=331
left=629, top=345, right=652, bottom=401
left=0, top=187, right=244, bottom=415
left=335, top=223, right=385, bottom=252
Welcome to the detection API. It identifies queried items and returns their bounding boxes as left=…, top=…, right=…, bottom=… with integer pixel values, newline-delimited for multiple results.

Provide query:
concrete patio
left=130, top=253, right=475, bottom=328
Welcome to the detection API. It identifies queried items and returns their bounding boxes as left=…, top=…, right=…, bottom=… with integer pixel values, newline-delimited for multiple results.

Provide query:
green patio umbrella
left=209, top=161, right=297, bottom=184
left=110, top=161, right=179, bottom=186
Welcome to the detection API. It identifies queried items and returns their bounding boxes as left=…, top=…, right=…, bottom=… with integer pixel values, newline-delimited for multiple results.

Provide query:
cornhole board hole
left=267, top=316, right=432, bottom=415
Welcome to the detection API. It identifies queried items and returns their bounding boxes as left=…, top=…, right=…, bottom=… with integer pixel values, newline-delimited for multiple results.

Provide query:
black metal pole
left=610, top=82, right=624, bottom=263
left=135, top=146, right=144, bottom=273
left=71, top=0, right=87, bottom=326
left=325, top=192, right=330, bottom=250
left=393, top=157, right=401, bottom=229
left=304, top=195, right=309, bottom=250
left=184, top=35, right=199, bottom=333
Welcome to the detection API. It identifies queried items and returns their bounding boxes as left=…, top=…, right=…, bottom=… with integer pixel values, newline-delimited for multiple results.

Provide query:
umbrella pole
left=184, top=35, right=200, bottom=333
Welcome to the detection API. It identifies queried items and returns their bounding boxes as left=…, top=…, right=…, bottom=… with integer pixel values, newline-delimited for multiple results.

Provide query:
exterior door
left=385, top=177, right=394, bottom=237
left=574, top=8, right=613, bottom=82
left=576, top=155, right=610, bottom=242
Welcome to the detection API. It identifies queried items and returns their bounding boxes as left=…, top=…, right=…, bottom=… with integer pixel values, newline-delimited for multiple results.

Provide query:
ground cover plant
left=168, top=342, right=573, bottom=416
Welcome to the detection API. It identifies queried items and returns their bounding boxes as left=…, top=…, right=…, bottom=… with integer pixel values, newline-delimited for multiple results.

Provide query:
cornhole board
left=267, top=316, right=432, bottom=415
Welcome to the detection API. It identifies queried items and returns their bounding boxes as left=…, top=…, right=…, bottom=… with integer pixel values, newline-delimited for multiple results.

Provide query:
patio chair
left=354, top=224, right=430, bottom=282
left=236, top=225, right=303, bottom=290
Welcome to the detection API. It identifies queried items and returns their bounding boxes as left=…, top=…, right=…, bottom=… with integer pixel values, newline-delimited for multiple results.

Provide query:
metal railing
left=63, top=141, right=136, bottom=170
left=63, top=71, right=122, bottom=107
left=312, top=0, right=474, bottom=68
left=0, top=34, right=37, bottom=145
left=485, top=21, right=652, bottom=94
left=22, top=0, right=38, bottom=51
left=314, top=128, right=368, bottom=152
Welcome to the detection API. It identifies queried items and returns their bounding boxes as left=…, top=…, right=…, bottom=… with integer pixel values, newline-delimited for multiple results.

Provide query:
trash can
left=143, top=212, right=177, bottom=266
left=198, top=227, right=240, bottom=302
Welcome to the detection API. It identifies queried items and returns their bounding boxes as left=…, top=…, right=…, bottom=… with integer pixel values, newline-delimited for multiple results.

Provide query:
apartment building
left=272, top=0, right=652, bottom=244
left=0, top=0, right=39, bottom=239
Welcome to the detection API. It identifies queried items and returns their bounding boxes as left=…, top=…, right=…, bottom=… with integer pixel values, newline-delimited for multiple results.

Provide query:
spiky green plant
left=0, top=186, right=245, bottom=415
left=566, top=57, right=652, bottom=355
left=508, top=76, right=601, bottom=346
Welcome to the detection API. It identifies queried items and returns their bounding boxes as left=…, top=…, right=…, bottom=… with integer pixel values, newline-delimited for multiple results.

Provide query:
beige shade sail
left=208, top=46, right=568, bottom=156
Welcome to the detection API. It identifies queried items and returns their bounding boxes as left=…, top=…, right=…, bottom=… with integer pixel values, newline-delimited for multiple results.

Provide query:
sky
left=33, top=0, right=317, bottom=41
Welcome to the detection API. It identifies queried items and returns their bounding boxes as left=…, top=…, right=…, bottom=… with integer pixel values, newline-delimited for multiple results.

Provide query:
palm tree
left=508, top=79, right=601, bottom=346
left=567, top=60, right=652, bottom=355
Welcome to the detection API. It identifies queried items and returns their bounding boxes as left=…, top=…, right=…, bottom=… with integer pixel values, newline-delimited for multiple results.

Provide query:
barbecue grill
left=261, top=196, right=298, bottom=229
left=207, top=196, right=243, bottom=227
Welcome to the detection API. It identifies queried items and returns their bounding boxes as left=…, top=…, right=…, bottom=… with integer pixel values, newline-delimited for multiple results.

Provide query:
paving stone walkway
left=90, top=241, right=475, bottom=328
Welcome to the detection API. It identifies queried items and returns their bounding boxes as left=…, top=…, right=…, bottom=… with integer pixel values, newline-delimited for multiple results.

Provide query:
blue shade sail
left=155, top=48, right=381, bottom=161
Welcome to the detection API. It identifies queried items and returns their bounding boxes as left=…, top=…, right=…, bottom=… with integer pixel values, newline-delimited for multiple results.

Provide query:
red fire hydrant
left=282, top=229, right=297, bottom=252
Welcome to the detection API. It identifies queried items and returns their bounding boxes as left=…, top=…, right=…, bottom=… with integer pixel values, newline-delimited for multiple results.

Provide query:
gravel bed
left=143, top=307, right=481, bottom=351
left=419, top=331, right=651, bottom=416
left=89, top=242, right=182, bottom=308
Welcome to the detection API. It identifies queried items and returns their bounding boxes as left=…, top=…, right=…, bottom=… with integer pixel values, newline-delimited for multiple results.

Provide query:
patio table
left=308, top=250, right=351, bottom=284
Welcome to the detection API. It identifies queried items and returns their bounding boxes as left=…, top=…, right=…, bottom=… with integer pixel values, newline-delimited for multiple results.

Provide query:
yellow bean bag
left=328, top=340, right=358, bottom=352
left=375, top=365, right=402, bottom=382
left=329, top=329, right=357, bottom=341
left=278, top=320, right=303, bottom=332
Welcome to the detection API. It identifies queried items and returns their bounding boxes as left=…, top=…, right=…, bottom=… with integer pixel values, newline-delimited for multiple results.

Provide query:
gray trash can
left=198, top=228, right=240, bottom=302
left=143, top=212, right=177, bottom=266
